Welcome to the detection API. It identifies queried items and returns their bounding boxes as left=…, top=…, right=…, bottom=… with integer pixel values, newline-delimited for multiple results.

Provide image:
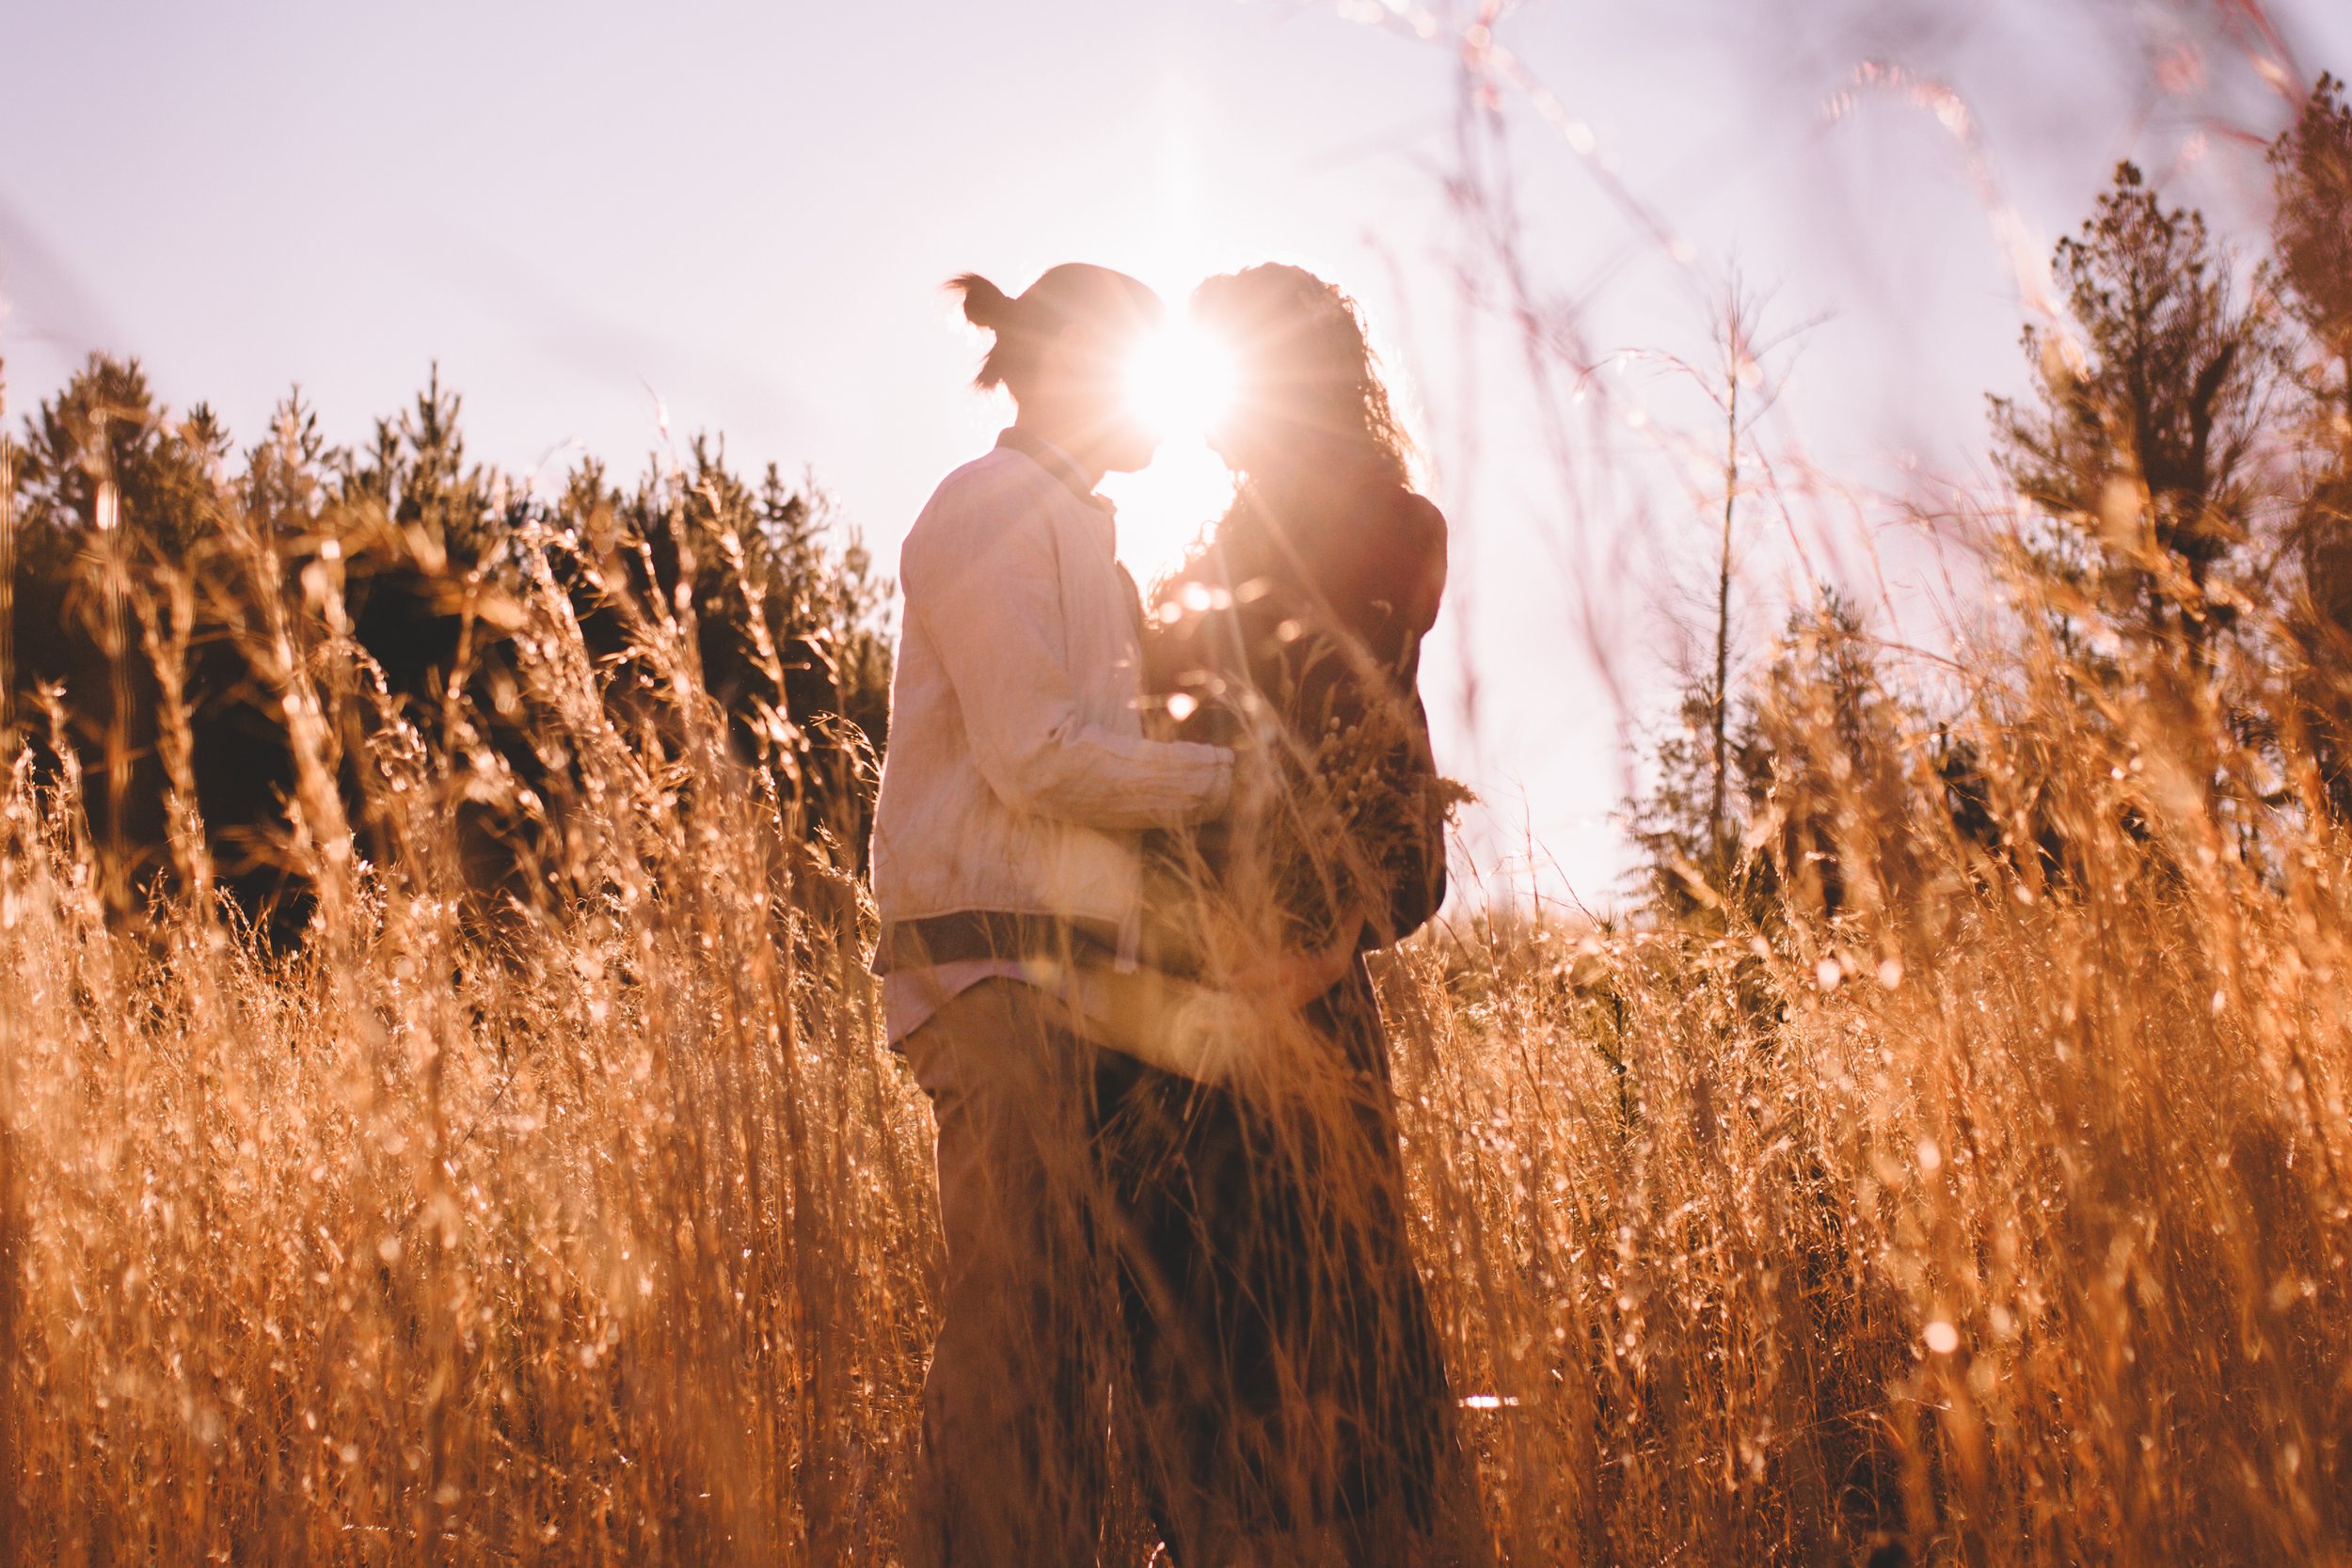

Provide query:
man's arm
left=903, top=468, right=1232, bottom=831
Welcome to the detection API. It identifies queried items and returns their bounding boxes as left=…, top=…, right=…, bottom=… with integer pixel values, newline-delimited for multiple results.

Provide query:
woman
left=1103, top=265, right=1470, bottom=1567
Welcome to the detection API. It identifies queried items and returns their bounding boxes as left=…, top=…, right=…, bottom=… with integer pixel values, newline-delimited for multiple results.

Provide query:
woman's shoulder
left=1383, top=483, right=1448, bottom=577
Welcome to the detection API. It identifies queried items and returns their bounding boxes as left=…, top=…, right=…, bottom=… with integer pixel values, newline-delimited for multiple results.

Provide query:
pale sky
left=6, top=0, right=2348, bottom=909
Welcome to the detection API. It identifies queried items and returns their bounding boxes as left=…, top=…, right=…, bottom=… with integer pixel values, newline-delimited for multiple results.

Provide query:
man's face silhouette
left=1032, top=318, right=1163, bottom=475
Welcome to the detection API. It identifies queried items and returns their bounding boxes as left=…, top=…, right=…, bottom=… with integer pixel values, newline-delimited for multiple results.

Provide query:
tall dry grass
left=1, top=494, right=2349, bottom=1568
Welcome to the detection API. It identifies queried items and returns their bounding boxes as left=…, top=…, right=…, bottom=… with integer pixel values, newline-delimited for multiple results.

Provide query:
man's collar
left=996, top=427, right=1113, bottom=513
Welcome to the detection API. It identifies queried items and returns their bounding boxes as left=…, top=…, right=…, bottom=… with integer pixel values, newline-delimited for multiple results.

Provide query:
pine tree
left=342, top=365, right=494, bottom=562
left=1746, top=591, right=1914, bottom=929
left=1989, top=163, right=2277, bottom=675
left=1627, top=664, right=1763, bottom=925
left=1629, top=591, right=1913, bottom=937
left=13, top=355, right=225, bottom=564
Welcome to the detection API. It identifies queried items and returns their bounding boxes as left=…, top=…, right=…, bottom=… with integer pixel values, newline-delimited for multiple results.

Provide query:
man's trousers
left=899, top=979, right=1123, bottom=1568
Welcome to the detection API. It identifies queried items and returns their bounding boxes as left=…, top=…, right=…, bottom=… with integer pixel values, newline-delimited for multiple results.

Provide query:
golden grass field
left=2, top=510, right=2347, bottom=1567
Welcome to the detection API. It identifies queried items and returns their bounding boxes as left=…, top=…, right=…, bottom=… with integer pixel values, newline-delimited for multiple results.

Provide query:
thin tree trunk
left=99, top=479, right=134, bottom=911
left=1709, top=374, right=1739, bottom=866
left=1, top=430, right=13, bottom=747
left=0, top=411, right=17, bottom=1564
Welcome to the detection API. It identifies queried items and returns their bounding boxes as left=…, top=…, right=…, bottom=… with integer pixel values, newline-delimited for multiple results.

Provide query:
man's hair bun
left=950, top=274, right=1016, bottom=331
left=945, top=264, right=1161, bottom=394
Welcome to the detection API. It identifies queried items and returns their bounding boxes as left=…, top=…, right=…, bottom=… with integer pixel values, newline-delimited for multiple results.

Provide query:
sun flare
left=1102, top=322, right=1246, bottom=578
left=1125, top=322, right=1240, bottom=444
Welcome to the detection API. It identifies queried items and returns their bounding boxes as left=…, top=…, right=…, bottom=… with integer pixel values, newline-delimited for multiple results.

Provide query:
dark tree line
left=0, top=357, right=893, bottom=941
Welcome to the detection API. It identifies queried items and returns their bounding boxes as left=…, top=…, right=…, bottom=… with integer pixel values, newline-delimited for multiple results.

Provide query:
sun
left=1100, top=322, right=1246, bottom=578
left=1124, top=322, right=1240, bottom=446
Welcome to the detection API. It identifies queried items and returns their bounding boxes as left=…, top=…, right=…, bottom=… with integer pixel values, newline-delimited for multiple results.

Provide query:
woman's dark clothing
left=1104, top=467, right=1457, bottom=1561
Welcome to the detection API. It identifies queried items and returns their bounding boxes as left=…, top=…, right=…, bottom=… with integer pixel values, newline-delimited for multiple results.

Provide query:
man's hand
left=1220, top=738, right=1284, bottom=828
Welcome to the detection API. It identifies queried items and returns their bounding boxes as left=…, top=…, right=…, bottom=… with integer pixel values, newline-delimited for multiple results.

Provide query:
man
left=870, top=263, right=1235, bottom=1568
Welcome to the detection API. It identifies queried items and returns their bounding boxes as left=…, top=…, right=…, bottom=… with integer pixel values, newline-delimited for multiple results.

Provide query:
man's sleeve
left=902, top=469, right=1232, bottom=830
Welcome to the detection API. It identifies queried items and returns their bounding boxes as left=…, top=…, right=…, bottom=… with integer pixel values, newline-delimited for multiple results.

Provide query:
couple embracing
left=871, top=261, right=1477, bottom=1568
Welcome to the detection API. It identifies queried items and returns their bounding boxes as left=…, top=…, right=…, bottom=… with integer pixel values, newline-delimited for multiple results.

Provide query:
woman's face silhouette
left=1191, top=265, right=1400, bottom=489
left=1203, top=357, right=1296, bottom=481
left=1196, top=305, right=1323, bottom=482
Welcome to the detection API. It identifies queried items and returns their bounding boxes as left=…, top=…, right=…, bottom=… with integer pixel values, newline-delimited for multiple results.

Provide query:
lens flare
left=1125, top=324, right=1238, bottom=441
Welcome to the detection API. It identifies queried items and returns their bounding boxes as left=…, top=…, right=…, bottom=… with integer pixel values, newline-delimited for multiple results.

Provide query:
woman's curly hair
left=1191, top=264, right=1413, bottom=485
